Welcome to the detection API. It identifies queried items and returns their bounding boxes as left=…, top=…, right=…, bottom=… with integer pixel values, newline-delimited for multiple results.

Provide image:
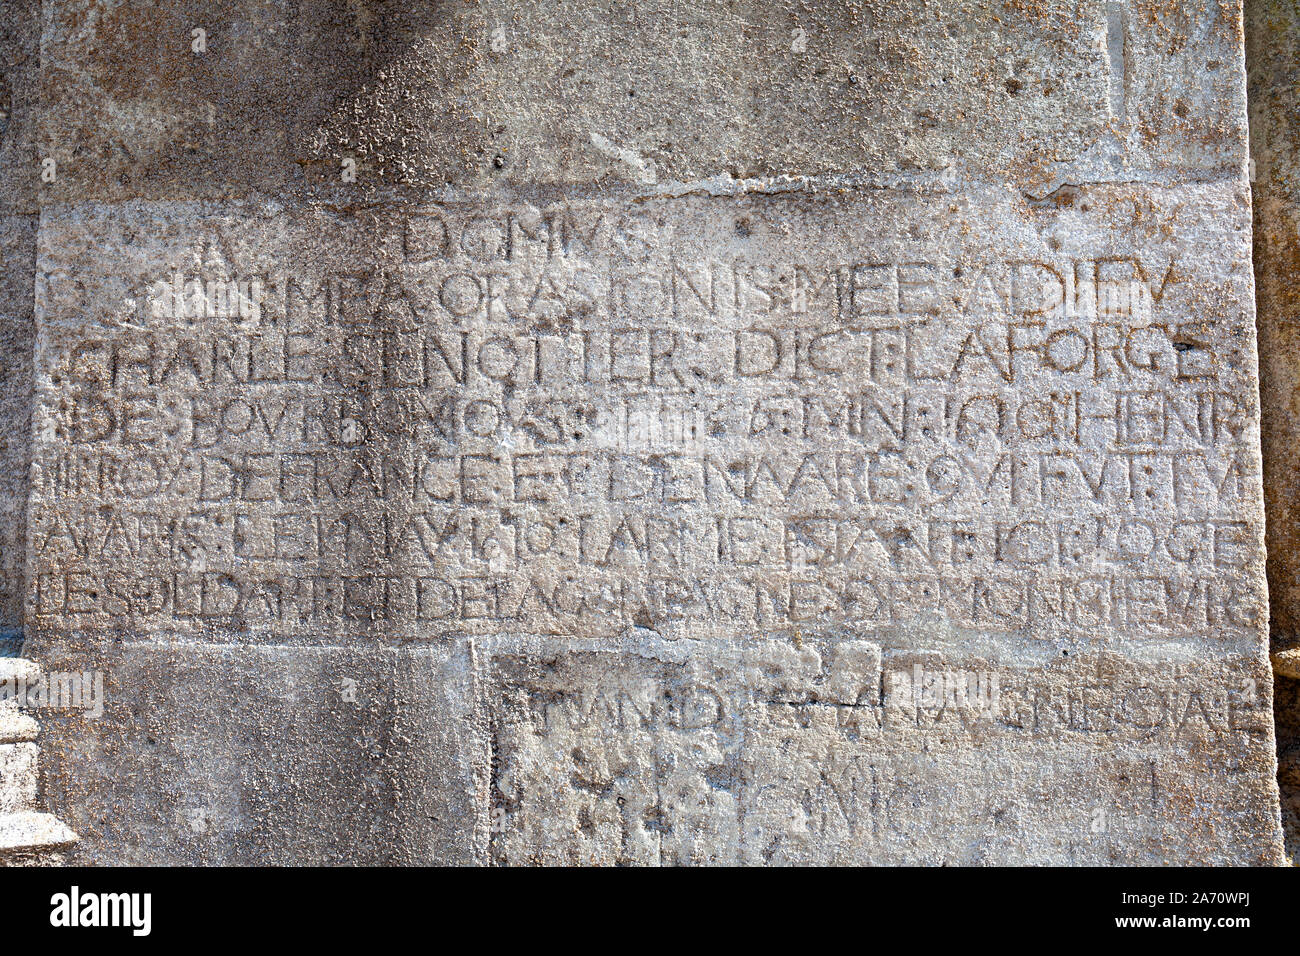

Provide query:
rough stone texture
left=0, top=2, right=38, bottom=653
left=0, top=744, right=38, bottom=815
left=6, top=0, right=1287, bottom=864
left=1246, top=0, right=1300, bottom=861
left=0, top=0, right=79, bottom=869
left=0, top=0, right=40, bottom=218
left=0, top=216, right=35, bottom=649
left=33, top=0, right=1252, bottom=203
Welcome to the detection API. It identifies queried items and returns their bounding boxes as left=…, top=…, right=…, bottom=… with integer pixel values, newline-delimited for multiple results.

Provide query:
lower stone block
left=33, top=641, right=480, bottom=865
left=482, top=640, right=1282, bottom=865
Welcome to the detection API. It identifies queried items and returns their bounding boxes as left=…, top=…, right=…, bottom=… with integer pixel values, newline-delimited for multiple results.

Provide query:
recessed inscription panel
left=30, top=185, right=1266, bottom=649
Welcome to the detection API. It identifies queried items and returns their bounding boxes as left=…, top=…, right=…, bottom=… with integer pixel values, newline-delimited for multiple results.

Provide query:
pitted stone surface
left=0, top=1, right=40, bottom=217
left=0, top=215, right=36, bottom=645
left=1246, top=0, right=1300, bottom=860
left=7, top=0, right=1286, bottom=864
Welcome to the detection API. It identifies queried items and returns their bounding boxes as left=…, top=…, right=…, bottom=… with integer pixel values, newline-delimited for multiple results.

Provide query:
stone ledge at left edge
left=0, top=810, right=79, bottom=866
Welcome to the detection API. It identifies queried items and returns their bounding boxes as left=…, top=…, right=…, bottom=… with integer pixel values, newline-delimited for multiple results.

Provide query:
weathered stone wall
left=1246, top=0, right=1300, bottom=861
left=2, top=1, right=1285, bottom=864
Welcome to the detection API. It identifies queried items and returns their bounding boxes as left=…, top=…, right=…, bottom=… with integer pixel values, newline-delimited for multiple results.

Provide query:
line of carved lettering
left=54, top=316, right=1217, bottom=390
left=45, top=386, right=1251, bottom=452
left=30, top=448, right=1255, bottom=509
left=31, top=508, right=1258, bottom=572
left=31, top=570, right=1260, bottom=630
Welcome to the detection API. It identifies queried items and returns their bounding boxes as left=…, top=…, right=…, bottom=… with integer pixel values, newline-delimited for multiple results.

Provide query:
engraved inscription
left=30, top=187, right=1263, bottom=643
